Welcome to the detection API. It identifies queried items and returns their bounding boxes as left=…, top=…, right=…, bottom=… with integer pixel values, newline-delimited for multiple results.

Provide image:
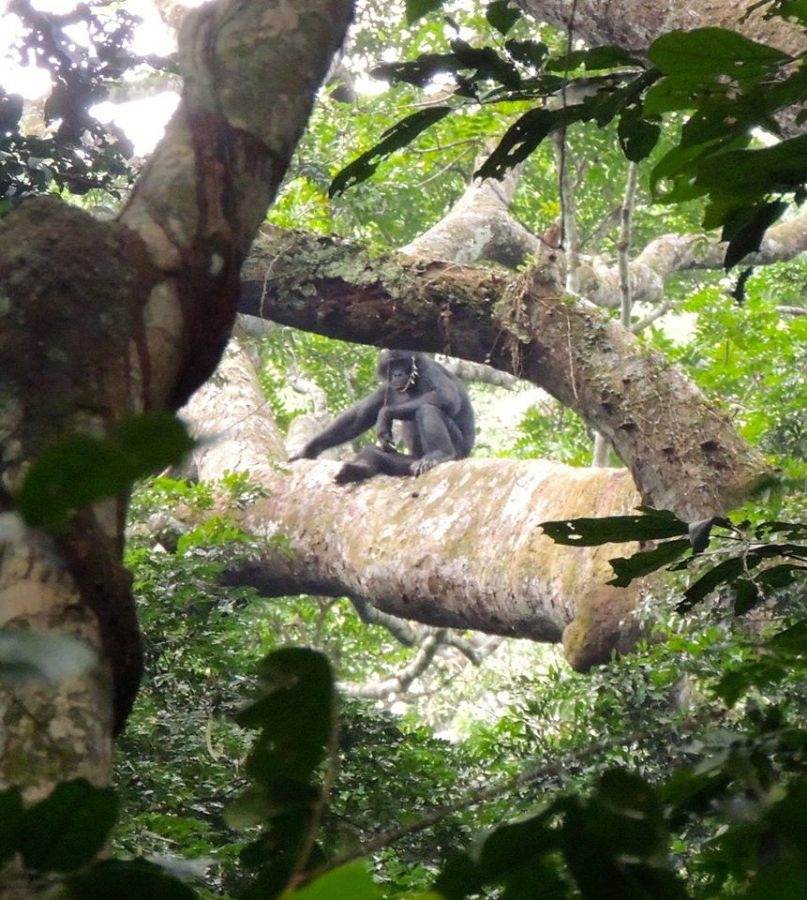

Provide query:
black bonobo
left=290, top=350, right=475, bottom=483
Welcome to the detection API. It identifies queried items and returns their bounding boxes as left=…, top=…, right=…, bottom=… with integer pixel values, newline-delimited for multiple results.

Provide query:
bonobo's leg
left=410, top=404, right=458, bottom=475
left=334, top=446, right=414, bottom=483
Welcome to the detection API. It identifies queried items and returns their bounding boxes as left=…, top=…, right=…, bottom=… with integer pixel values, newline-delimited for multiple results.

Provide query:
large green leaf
left=485, top=0, right=521, bottom=36
left=21, top=779, right=119, bottom=873
left=329, top=107, right=452, bottom=197
left=16, top=412, right=195, bottom=529
left=282, top=861, right=381, bottom=900
left=695, top=135, right=807, bottom=198
left=0, top=787, right=23, bottom=866
left=541, top=508, right=688, bottom=546
left=405, top=0, right=444, bottom=25
left=236, top=648, right=334, bottom=783
left=65, top=859, right=197, bottom=899
left=649, top=28, right=790, bottom=79
left=618, top=105, right=661, bottom=162
left=608, top=539, right=690, bottom=587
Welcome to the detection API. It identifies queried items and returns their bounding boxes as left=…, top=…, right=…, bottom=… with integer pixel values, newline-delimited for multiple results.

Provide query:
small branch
left=591, top=433, right=610, bottom=468
left=289, top=372, right=329, bottom=417
left=554, top=132, right=581, bottom=294
left=631, top=299, right=675, bottom=333
left=618, top=162, right=639, bottom=328
left=776, top=305, right=807, bottom=316
left=441, top=633, right=504, bottom=666
left=436, top=355, right=521, bottom=389
left=349, top=598, right=418, bottom=646
left=339, top=630, right=447, bottom=698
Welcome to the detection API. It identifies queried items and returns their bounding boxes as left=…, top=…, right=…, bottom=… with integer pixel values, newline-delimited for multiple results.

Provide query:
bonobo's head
left=380, top=349, right=419, bottom=393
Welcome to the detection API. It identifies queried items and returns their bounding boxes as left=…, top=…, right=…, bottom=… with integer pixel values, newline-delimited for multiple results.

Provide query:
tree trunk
left=0, top=0, right=352, bottom=801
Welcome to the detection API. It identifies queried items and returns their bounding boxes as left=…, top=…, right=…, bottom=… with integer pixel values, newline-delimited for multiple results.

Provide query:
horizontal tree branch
left=239, top=226, right=771, bottom=519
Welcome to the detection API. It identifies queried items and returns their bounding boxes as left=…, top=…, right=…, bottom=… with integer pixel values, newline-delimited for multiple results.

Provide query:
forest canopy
left=0, top=0, right=806, bottom=898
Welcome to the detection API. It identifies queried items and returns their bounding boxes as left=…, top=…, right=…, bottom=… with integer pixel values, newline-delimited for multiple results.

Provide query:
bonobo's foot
left=410, top=456, right=445, bottom=477
left=334, top=461, right=376, bottom=484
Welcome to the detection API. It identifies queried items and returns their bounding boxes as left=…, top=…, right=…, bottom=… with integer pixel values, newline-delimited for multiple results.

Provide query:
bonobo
left=290, top=350, right=475, bottom=483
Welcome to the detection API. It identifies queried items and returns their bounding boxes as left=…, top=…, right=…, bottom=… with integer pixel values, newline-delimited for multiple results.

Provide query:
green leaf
left=755, top=520, right=807, bottom=540
left=695, top=135, right=807, bottom=198
left=618, top=106, right=660, bottom=162
left=545, top=45, right=644, bottom=72
left=476, top=108, right=556, bottom=179
left=504, top=39, right=548, bottom=68
left=236, top=648, right=334, bottom=784
left=732, top=577, right=760, bottom=614
left=0, top=632, right=96, bottom=683
left=768, top=619, right=807, bottom=654
left=649, top=28, right=790, bottom=79
left=476, top=808, right=561, bottom=882
left=114, top=413, right=195, bottom=475
left=0, top=91, right=24, bottom=132
left=0, top=787, right=23, bottom=866
left=541, top=509, right=689, bottom=546
left=581, top=45, right=644, bottom=70
left=329, top=107, right=452, bottom=197
left=486, top=1, right=521, bottom=36
left=608, top=539, right=690, bottom=587
left=688, top=516, right=732, bottom=554
left=22, top=779, right=119, bottom=873
left=677, top=556, right=749, bottom=611
left=64, top=859, right=197, bottom=899
left=405, top=0, right=444, bottom=25
left=282, top=861, right=381, bottom=900
left=373, top=53, right=463, bottom=88
left=449, top=40, right=521, bottom=88
left=16, top=413, right=195, bottom=529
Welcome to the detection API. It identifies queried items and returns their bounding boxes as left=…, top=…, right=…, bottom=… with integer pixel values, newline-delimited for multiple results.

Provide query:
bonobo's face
left=388, top=359, right=415, bottom=393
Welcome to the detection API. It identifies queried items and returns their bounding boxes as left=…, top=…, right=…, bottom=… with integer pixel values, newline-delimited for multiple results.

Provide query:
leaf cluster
left=1, top=0, right=163, bottom=208
left=542, top=507, right=807, bottom=616
left=0, top=779, right=193, bottom=899
left=333, top=3, right=807, bottom=267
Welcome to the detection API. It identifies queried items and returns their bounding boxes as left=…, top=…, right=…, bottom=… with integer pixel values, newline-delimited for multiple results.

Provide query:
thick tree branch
left=0, top=0, right=353, bottom=789
left=239, top=226, right=771, bottom=518
left=183, top=342, right=645, bottom=671
left=516, top=0, right=807, bottom=60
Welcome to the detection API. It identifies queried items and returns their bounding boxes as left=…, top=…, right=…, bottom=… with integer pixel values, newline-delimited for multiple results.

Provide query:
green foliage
left=330, top=7, right=807, bottom=266
left=541, top=508, right=807, bottom=615
left=228, top=649, right=335, bottom=898
left=330, top=107, right=453, bottom=197
left=16, top=413, right=195, bottom=530
left=1, top=0, right=151, bottom=206
left=662, top=280, right=807, bottom=465
left=0, top=779, right=194, bottom=896
left=283, top=861, right=381, bottom=900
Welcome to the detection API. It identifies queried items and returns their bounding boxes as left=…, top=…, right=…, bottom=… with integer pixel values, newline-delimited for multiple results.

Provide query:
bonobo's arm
left=375, top=382, right=461, bottom=446
left=290, top=389, right=385, bottom=460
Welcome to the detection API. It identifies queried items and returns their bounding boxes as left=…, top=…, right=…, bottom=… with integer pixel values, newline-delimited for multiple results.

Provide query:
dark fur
left=291, top=350, right=475, bottom=482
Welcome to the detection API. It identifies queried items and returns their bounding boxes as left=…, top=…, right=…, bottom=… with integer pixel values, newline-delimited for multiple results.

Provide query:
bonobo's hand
left=375, top=408, right=394, bottom=450
left=288, top=444, right=319, bottom=462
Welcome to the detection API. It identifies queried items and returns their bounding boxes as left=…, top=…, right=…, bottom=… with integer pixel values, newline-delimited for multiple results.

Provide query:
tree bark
left=0, top=0, right=352, bottom=799
left=516, top=0, right=807, bottom=58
